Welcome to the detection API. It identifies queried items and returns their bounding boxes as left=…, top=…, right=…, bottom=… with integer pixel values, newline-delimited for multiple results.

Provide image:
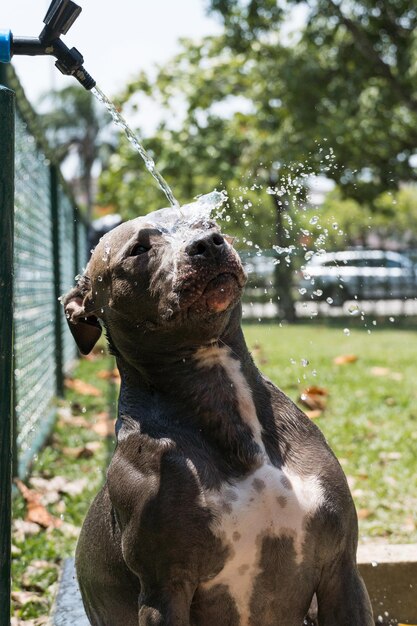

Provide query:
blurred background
left=5, top=0, right=417, bottom=321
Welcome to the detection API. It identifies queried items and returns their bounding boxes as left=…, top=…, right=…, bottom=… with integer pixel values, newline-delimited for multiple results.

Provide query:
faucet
left=0, top=0, right=96, bottom=90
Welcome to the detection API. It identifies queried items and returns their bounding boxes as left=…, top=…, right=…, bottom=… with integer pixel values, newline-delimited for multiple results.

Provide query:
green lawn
left=243, top=323, right=417, bottom=544
left=11, top=324, right=417, bottom=621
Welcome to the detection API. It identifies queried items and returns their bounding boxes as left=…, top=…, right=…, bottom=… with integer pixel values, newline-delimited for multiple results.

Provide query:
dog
left=64, top=203, right=374, bottom=626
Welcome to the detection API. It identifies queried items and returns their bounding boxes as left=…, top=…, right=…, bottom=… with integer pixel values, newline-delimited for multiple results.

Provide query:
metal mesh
left=13, top=112, right=56, bottom=477
left=58, top=189, right=77, bottom=372
left=12, top=104, right=87, bottom=476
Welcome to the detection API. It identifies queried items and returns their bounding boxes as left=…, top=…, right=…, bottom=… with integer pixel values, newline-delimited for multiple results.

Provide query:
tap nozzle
left=0, top=0, right=96, bottom=91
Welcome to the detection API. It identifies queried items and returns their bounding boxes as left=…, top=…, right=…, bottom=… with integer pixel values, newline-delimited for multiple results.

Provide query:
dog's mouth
left=173, top=266, right=244, bottom=318
left=201, top=272, right=241, bottom=313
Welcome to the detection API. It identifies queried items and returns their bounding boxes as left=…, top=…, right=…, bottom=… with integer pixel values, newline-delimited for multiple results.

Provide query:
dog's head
left=64, top=206, right=246, bottom=356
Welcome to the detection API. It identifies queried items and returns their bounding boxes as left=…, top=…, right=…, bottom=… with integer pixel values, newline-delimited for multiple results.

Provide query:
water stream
left=92, top=85, right=180, bottom=210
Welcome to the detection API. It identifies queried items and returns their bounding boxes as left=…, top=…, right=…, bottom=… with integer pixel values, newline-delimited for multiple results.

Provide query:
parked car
left=239, top=252, right=275, bottom=300
left=298, top=250, right=417, bottom=303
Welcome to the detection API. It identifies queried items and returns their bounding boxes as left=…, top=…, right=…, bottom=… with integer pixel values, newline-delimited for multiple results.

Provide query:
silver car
left=298, top=250, right=417, bottom=303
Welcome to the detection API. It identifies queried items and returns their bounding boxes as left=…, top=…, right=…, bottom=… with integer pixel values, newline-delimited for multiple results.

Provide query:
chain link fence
left=3, top=67, right=88, bottom=478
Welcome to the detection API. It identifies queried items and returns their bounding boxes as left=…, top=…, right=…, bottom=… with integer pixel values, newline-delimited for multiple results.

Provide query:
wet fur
left=64, top=209, right=373, bottom=626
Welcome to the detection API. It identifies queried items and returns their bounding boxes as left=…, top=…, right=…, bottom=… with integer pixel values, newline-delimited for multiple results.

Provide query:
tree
left=97, top=0, right=417, bottom=320
left=39, top=85, right=114, bottom=219
left=208, top=0, right=417, bottom=201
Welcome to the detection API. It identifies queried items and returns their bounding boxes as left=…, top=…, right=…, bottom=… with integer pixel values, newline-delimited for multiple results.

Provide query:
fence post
left=50, top=165, right=64, bottom=397
left=73, top=205, right=79, bottom=280
left=0, top=83, right=15, bottom=626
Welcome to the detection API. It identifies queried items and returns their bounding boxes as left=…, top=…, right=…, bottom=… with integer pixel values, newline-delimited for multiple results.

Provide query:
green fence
left=2, top=66, right=88, bottom=478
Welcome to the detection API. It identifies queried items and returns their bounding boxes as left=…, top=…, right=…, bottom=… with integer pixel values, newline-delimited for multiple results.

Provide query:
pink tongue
left=205, top=275, right=236, bottom=312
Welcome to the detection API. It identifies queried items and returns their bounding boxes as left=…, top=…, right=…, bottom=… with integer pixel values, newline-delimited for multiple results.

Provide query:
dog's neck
left=114, top=323, right=266, bottom=472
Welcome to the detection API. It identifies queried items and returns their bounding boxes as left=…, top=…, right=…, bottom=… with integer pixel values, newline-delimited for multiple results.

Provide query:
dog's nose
left=186, top=232, right=226, bottom=258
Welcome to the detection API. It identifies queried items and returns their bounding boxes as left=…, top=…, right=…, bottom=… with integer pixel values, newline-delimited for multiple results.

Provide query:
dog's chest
left=201, top=461, right=323, bottom=623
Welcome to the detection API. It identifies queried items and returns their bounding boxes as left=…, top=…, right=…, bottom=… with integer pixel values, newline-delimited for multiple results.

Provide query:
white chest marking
left=203, top=463, right=324, bottom=625
left=194, top=345, right=264, bottom=447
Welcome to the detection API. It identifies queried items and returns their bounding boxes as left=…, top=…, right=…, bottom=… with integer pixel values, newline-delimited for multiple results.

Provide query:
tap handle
left=43, top=0, right=82, bottom=37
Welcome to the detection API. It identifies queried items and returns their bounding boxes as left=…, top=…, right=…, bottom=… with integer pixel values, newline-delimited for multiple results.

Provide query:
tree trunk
left=269, top=180, right=296, bottom=322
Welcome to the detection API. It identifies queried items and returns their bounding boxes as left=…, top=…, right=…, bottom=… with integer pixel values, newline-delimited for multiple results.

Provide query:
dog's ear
left=63, top=277, right=102, bottom=355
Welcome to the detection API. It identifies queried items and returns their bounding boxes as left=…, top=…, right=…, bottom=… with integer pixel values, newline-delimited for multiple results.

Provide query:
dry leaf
left=15, top=480, right=62, bottom=529
left=251, top=342, right=269, bottom=365
left=22, top=560, right=59, bottom=592
left=97, top=368, right=121, bottom=382
left=11, top=544, right=21, bottom=556
left=11, top=591, right=45, bottom=607
left=30, top=476, right=88, bottom=497
left=304, top=409, right=322, bottom=420
left=62, top=440, right=102, bottom=458
left=12, top=519, right=42, bottom=542
left=299, top=386, right=329, bottom=411
left=91, top=411, right=116, bottom=437
left=65, top=378, right=101, bottom=396
left=370, top=367, right=403, bottom=381
left=333, top=354, right=358, bottom=365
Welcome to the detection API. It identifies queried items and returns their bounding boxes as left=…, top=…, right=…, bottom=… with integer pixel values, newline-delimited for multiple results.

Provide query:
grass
left=243, top=323, right=417, bottom=544
left=11, top=324, right=417, bottom=621
left=11, top=346, right=115, bottom=623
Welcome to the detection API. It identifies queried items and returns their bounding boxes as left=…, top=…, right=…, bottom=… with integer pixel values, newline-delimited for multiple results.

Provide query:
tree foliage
left=39, top=86, right=114, bottom=218
left=208, top=0, right=417, bottom=201
left=97, top=0, right=417, bottom=318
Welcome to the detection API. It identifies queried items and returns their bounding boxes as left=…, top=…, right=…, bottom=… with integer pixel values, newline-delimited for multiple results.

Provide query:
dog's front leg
left=316, top=553, right=373, bottom=625
left=138, top=579, right=196, bottom=626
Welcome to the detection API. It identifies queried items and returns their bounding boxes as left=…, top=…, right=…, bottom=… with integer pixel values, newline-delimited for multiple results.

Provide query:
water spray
left=0, top=0, right=95, bottom=90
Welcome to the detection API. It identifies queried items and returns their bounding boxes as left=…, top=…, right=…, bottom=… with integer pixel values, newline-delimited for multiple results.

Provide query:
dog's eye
left=130, top=244, right=150, bottom=256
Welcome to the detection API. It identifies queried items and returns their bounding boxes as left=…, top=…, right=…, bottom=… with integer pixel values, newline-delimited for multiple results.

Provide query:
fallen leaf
left=22, top=560, right=59, bottom=592
left=59, top=415, right=91, bottom=428
left=299, top=386, right=329, bottom=411
left=251, top=342, right=269, bottom=365
left=401, top=516, right=416, bottom=533
left=11, top=618, right=49, bottom=626
left=14, top=480, right=62, bottom=529
left=370, top=367, right=403, bottom=381
left=333, top=354, right=358, bottom=365
left=11, top=591, right=45, bottom=607
left=12, top=519, right=42, bottom=542
left=64, top=378, right=101, bottom=396
left=91, top=411, right=116, bottom=437
left=304, top=409, right=322, bottom=420
left=62, top=440, right=102, bottom=458
left=30, top=475, right=88, bottom=497
left=357, top=508, right=372, bottom=519
left=97, top=368, right=121, bottom=382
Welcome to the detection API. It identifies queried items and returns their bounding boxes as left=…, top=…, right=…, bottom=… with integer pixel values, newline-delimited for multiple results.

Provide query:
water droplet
left=326, top=297, right=333, bottom=304
left=372, top=561, right=378, bottom=567
left=97, top=276, right=103, bottom=282
left=348, top=304, right=360, bottom=316
left=301, top=358, right=309, bottom=367
left=343, top=328, right=350, bottom=336
left=309, top=215, right=319, bottom=225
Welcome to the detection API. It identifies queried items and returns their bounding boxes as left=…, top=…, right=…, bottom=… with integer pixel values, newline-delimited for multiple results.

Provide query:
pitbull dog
left=64, top=204, right=373, bottom=626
